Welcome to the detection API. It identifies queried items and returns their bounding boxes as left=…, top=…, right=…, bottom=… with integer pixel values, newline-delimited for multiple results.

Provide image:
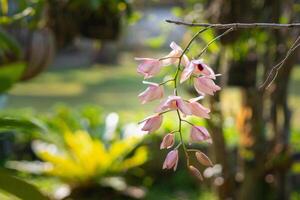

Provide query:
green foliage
left=0, top=0, right=44, bottom=26
left=66, top=0, right=132, bottom=15
left=0, top=30, right=22, bottom=62
left=145, top=35, right=167, bottom=49
left=0, top=116, right=47, bottom=134
left=0, top=169, right=49, bottom=200
left=0, top=62, right=26, bottom=92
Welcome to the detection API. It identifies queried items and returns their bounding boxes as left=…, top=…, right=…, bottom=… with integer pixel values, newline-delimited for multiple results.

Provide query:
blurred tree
left=46, top=0, right=132, bottom=48
left=0, top=0, right=55, bottom=89
left=201, top=0, right=300, bottom=199
left=172, top=0, right=300, bottom=199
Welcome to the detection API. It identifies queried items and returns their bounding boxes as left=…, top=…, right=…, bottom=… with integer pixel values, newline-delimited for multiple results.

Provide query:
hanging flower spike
left=188, top=97, right=210, bottom=119
left=194, top=76, right=221, bottom=96
left=163, top=149, right=179, bottom=171
left=180, top=59, right=216, bottom=83
left=137, top=36, right=222, bottom=175
left=138, top=81, right=164, bottom=104
left=160, top=133, right=175, bottom=149
left=155, top=95, right=192, bottom=116
left=190, top=126, right=212, bottom=143
left=135, top=58, right=162, bottom=79
left=161, top=42, right=190, bottom=67
left=140, top=114, right=163, bottom=133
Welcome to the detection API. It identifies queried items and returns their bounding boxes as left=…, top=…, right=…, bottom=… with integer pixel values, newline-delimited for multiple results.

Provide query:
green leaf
left=0, top=117, right=47, bottom=133
left=0, top=169, right=49, bottom=200
left=0, top=30, right=22, bottom=59
left=0, top=62, right=26, bottom=92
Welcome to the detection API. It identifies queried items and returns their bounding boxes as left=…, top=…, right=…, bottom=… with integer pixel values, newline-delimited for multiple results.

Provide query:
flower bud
left=188, top=165, right=203, bottom=181
left=195, top=151, right=213, bottom=167
left=190, top=126, right=211, bottom=143
left=162, top=150, right=179, bottom=171
left=160, top=133, right=175, bottom=149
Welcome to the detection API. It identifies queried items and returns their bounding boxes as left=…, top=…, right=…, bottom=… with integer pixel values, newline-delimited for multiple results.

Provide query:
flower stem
left=159, top=79, right=175, bottom=86
left=182, top=119, right=196, bottom=127
left=172, top=27, right=211, bottom=167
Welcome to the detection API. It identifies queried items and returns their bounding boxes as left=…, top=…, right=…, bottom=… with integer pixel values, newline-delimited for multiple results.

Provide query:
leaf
left=0, top=30, right=22, bottom=59
left=0, top=117, right=47, bottom=133
left=0, top=62, right=26, bottom=92
left=0, top=169, right=49, bottom=200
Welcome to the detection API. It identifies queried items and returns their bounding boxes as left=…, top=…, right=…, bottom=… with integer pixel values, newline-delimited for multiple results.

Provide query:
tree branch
left=166, top=19, right=300, bottom=29
left=259, top=34, right=300, bottom=90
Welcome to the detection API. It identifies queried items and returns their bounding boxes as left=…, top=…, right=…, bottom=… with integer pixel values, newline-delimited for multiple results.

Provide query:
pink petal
left=180, top=62, right=195, bottom=83
left=176, top=99, right=192, bottom=115
left=189, top=101, right=210, bottom=119
left=135, top=58, right=162, bottom=79
left=138, top=82, right=164, bottom=104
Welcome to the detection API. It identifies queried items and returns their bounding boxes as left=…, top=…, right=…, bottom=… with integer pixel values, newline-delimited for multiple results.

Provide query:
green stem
left=172, top=26, right=211, bottom=167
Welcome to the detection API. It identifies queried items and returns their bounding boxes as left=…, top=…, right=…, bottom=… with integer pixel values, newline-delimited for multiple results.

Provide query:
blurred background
left=0, top=0, right=300, bottom=199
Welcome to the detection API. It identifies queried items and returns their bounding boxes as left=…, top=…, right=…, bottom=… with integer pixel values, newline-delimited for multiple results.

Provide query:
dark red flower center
left=196, top=63, right=204, bottom=71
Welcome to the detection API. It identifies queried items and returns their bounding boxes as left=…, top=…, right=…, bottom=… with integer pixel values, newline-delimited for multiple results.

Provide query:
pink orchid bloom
left=161, top=42, right=190, bottom=67
left=180, top=59, right=216, bottom=83
left=194, top=77, right=221, bottom=96
left=156, top=95, right=192, bottom=115
left=188, top=97, right=210, bottom=119
left=160, top=133, right=175, bottom=149
left=138, top=81, right=164, bottom=104
left=140, top=114, right=163, bottom=133
left=190, top=126, right=212, bottom=143
left=162, top=149, right=179, bottom=171
left=135, top=58, right=162, bottom=79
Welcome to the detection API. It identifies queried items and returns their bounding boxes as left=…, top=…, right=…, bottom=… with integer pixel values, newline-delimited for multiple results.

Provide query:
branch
left=259, top=34, right=300, bottom=90
left=196, top=27, right=234, bottom=58
left=166, top=20, right=300, bottom=29
left=166, top=19, right=300, bottom=90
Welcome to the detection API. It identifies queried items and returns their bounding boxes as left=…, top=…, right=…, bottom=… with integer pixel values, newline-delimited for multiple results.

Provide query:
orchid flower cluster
left=136, top=41, right=221, bottom=180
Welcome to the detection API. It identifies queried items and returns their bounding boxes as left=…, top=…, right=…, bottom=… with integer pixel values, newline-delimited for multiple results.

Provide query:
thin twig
left=159, top=79, right=174, bottom=85
left=182, top=119, right=196, bottom=126
left=259, top=34, right=300, bottom=90
left=166, top=20, right=300, bottom=29
left=196, top=27, right=235, bottom=58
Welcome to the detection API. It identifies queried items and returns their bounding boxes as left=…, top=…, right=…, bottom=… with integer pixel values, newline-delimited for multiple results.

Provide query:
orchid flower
left=188, top=97, right=210, bottom=119
left=180, top=59, right=216, bottom=83
left=190, top=126, right=212, bottom=143
left=138, top=81, right=164, bottom=104
left=135, top=58, right=162, bottom=79
left=194, top=76, right=221, bottom=96
left=161, top=42, right=190, bottom=67
left=156, top=95, right=191, bottom=116
left=162, top=149, right=179, bottom=171
left=140, top=114, right=163, bottom=133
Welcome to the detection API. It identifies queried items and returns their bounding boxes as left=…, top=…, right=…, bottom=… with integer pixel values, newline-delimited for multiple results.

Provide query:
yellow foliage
left=35, top=130, right=148, bottom=184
